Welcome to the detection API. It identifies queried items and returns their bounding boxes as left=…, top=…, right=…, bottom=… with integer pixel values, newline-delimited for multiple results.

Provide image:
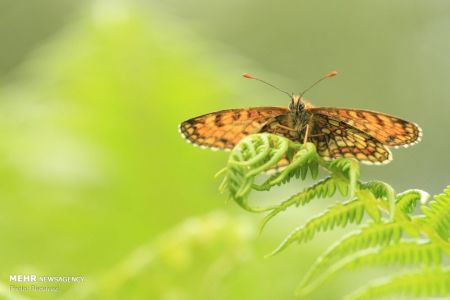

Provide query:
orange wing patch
left=179, top=107, right=289, bottom=150
left=310, top=114, right=392, bottom=165
left=310, top=108, right=422, bottom=148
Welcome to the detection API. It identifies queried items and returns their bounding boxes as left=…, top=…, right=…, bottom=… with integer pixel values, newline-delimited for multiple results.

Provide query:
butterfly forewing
left=179, top=107, right=289, bottom=150
left=309, top=107, right=422, bottom=148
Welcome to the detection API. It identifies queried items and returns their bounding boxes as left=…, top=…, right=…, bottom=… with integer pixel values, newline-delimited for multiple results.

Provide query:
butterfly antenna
left=242, top=73, right=292, bottom=98
left=299, top=71, right=337, bottom=98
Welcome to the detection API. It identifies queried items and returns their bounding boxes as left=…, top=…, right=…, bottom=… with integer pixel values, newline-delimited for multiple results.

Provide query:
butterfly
left=179, top=71, right=422, bottom=165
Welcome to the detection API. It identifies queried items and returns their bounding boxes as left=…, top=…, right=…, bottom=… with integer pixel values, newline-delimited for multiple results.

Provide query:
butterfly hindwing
left=309, top=114, right=392, bottom=165
left=309, top=107, right=422, bottom=148
left=260, top=114, right=300, bottom=140
left=179, top=107, right=289, bottom=150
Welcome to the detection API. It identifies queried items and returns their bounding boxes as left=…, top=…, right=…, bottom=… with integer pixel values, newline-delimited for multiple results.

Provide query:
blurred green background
left=0, top=0, right=449, bottom=299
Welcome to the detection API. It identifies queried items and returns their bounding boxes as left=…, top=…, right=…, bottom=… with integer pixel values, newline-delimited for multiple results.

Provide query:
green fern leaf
left=326, top=158, right=360, bottom=197
left=297, top=241, right=442, bottom=296
left=256, top=142, right=319, bottom=189
left=359, top=180, right=395, bottom=217
left=301, top=221, right=404, bottom=287
left=422, top=186, right=450, bottom=240
left=259, top=177, right=337, bottom=232
left=396, top=189, right=429, bottom=216
left=221, top=134, right=323, bottom=211
left=267, top=199, right=365, bottom=257
left=356, top=190, right=382, bottom=223
left=340, top=241, right=441, bottom=269
left=221, top=134, right=291, bottom=211
left=346, top=269, right=450, bottom=300
left=359, top=180, right=395, bottom=201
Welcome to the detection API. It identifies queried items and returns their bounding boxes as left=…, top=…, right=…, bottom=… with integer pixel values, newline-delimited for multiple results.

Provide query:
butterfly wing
left=309, top=113, right=393, bottom=165
left=309, top=107, right=422, bottom=148
left=179, top=107, right=289, bottom=150
left=260, top=113, right=300, bottom=140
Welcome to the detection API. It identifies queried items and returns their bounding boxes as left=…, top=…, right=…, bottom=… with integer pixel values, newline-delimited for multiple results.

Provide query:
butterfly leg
left=303, top=124, right=310, bottom=144
left=308, top=133, right=325, bottom=138
left=275, top=124, right=296, bottom=131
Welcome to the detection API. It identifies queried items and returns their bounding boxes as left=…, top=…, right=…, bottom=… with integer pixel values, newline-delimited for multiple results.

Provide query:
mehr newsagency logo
left=9, top=274, right=85, bottom=293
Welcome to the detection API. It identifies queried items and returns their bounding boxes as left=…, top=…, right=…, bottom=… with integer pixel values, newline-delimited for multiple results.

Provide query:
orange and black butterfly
left=179, top=71, right=422, bottom=166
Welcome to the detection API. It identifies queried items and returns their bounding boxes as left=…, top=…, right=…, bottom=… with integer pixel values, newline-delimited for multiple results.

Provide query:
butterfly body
left=179, top=82, right=422, bottom=165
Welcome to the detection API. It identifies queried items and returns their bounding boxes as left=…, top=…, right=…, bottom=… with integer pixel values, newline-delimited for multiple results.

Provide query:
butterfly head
left=289, top=95, right=305, bottom=113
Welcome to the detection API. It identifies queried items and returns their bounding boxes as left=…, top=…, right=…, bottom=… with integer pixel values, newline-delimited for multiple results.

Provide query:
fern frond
left=395, top=189, right=429, bottom=216
left=267, top=199, right=365, bottom=257
left=219, top=133, right=450, bottom=299
left=297, top=241, right=442, bottom=296
left=359, top=180, right=395, bottom=201
left=340, top=241, right=441, bottom=269
left=346, top=269, right=450, bottom=300
left=301, top=221, right=404, bottom=287
left=359, top=180, right=395, bottom=218
left=326, top=158, right=360, bottom=197
left=221, top=134, right=322, bottom=211
left=259, top=177, right=337, bottom=232
left=356, top=189, right=382, bottom=223
left=220, top=134, right=290, bottom=211
left=422, top=186, right=450, bottom=240
left=221, top=134, right=361, bottom=214
left=255, top=142, right=319, bottom=189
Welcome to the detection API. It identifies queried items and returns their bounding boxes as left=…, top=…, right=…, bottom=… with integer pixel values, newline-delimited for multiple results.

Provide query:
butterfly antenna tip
left=300, top=70, right=338, bottom=98
left=326, top=71, right=338, bottom=77
left=241, top=72, right=291, bottom=98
